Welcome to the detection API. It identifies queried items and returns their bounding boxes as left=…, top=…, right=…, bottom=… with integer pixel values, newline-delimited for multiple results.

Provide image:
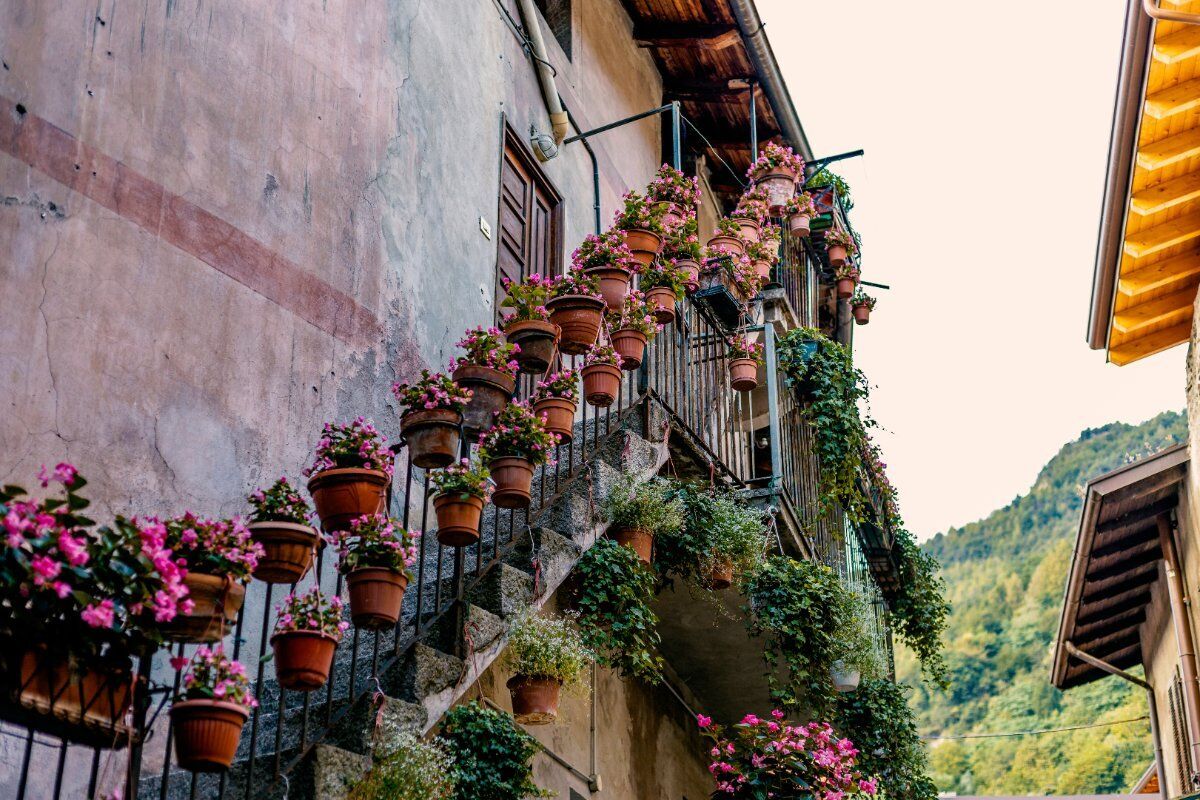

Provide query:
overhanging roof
left=1051, top=444, right=1187, bottom=689
left=1090, top=1, right=1200, bottom=365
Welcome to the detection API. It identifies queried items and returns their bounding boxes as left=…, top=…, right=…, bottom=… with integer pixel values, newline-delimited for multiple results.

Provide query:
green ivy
left=886, top=527, right=949, bottom=686
left=833, top=678, right=938, bottom=800
left=573, top=538, right=663, bottom=682
left=656, top=481, right=768, bottom=588
left=437, top=702, right=547, bottom=800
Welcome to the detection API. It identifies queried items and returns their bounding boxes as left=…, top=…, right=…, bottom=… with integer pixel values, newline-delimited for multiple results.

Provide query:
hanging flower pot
left=853, top=304, right=871, bottom=325
left=477, top=403, right=556, bottom=510
left=507, top=675, right=562, bottom=725
left=647, top=164, right=701, bottom=233
left=580, top=345, right=623, bottom=407
left=450, top=327, right=520, bottom=434
left=710, top=558, right=734, bottom=591
left=330, top=513, right=418, bottom=630
left=158, top=514, right=260, bottom=641
left=622, top=228, right=663, bottom=268
left=611, top=328, right=648, bottom=371
left=676, top=258, right=701, bottom=292
left=308, top=467, right=390, bottom=533
left=835, top=268, right=860, bottom=300
left=585, top=266, right=632, bottom=313
left=431, top=459, right=490, bottom=546
left=644, top=286, right=678, bottom=324
left=748, top=143, right=805, bottom=213
left=729, top=358, right=759, bottom=393
left=788, top=213, right=811, bottom=237
left=831, top=660, right=861, bottom=693
left=504, top=319, right=560, bottom=374
left=824, top=227, right=858, bottom=272
left=733, top=216, right=761, bottom=245
left=269, top=589, right=346, bottom=691
left=393, top=373, right=469, bottom=468
left=612, top=191, right=663, bottom=268
left=16, top=649, right=134, bottom=744
left=163, top=572, right=246, bottom=643
left=753, top=259, right=771, bottom=281
left=546, top=292, right=605, bottom=355
left=759, top=169, right=798, bottom=213
left=249, top=522, right=320, bottom=585
left=170, top=647, right=253, bottom=773
left=783, top=191, right=817, bottom=239
left=828, top=245, right=848, bottom=268
left=612, top=526, right=653, bottom=566
left=851, top=289, right=876, bottom=326
left=531, top=370, right=578, bottom=445
left=609, top=290, right=660, bottom=371
left=347, top=567, right=409, bottom=630
left=487, top=457, right=535, bottom=509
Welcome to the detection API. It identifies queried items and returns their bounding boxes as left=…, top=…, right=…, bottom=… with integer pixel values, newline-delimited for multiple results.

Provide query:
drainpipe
left=515, top=0, right=569, bottom=145
left=1159, top=513, right=1200, bottom=779
left=1144, top=0, right=1200, bottom=24
left=1066, top=642, right=1167, bottom=800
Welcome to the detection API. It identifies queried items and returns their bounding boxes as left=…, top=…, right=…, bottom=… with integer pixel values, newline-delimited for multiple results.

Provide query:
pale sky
left=760, top=0, right=1186, bottom=539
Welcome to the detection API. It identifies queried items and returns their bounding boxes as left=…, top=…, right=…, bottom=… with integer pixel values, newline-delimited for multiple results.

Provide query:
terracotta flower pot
left=346, top=567, right=408, bottom=630
left=611, top=328, right=648, bottom=371
left=710, top=558, right=734, bottom=590
left=547, top=294, right=606, bottom=356
left=270, top=630, right=339, bottom=691
left=622, top=228, right=663, bottom=268
left=162, top=573, right=246, bottom=643
left=584, top=266, right=632, bottom=313
left=676, top=258, right=701, bottom=292
left=836, top=277, right=856, bottom=300
left=753, top=260, right=771, bottom=281
left=827, top=244, right=848, bottom=268
left=759, top=168, right=797, bottom=213
left=729, top=358, right=759, bottom=392
left=170, top=699, right=249, bottom=772
left=788, top=213, right=811, bottom=237
left=644, top=286, right=677, bottom=324
left=853, top=305, right=871, bottom=325
left=534, top=396, right=577, bottom=444
left=662, top=209, right=683, bottom=231
left=507, top=675, right=562, bottom=725
left=706, top=235, right=745, bottom=257
left=489, top=456, right=535, bottom=509
left=734, top=217, right=761, bottom=244
left=453, top=364, right=517, bottom=436
left=433, top=492, right=485, bottom=547
left=400, top=408, right=462, bottom=469
left=308, top=467, right=389, bottom=533
left=612, top=526, right=653, bottom=565
left=504, top=319, right=560, bottom=375
left=17, top=650, right=133, bottom=744
left=249, top=521, right=320, bottom=584
left=581, top=362, right=622, bottom=407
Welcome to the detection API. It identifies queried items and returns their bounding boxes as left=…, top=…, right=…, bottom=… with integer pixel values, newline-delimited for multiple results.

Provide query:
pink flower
left=697, top=714, right=712, bottom=729
left=858, top=778, right=877, bottom=795
left=81, top=599, right=115, bottom=628
left=30, top=555, right=61, bottom=585
left=170, top=656, right=189, bottom=671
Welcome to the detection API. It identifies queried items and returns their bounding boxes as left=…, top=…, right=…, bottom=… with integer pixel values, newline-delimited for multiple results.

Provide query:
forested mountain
left=898, top=410, right=1188, bottom=795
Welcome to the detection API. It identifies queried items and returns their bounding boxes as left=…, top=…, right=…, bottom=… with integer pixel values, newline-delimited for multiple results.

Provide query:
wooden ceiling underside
left=1113, top=1, right=1200, bottom=364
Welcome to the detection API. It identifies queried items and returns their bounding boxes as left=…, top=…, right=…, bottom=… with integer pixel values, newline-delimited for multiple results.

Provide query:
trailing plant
left=162, top=512, right=263, bottom=583
left=824, top=227, right=859, bottom=257
left=602, top=475, right=684, bottom=536
left=583, top=343, right=621, bottom=368
left=273, top=587, right=349, bottom=639
left=885, top=525, right=949, bottom=686
left=850, top=288, right=876, bottom=310
left=747, top=141, right=806, bottom=181
left=326, top=513, right=420, bottom=576
left=500, top=610, right=593, bottom=690
left=639, top=260, right=689, bottom=296
left=531, top=369, right=579, bottom=404
left=664, top=216, right=703, bottom=261
left=431, top=458, right=492, bottom=502
left=657, top=483, right=767, bottom=587
left=833, top=588, right=884, bottom=681
left=728, top=336, right=765, bottom=365
left=806, top=167, right=853, bottom=210
left=832, top=678, right=937, bottom=800
left=437, top=701, right=548, bottom=800
left=550, top=268, right=604, bottom=300
left=477, top=401, right=558, bottom=465
left=248, top=476, right=312, bottom=526
left=647, top=164, right=700, bottom=213
left=607, top=289, right=662, bottom=338
left=305, top=418, right=395, bottom=477
left=500, top=273, right=554, bottom=322
left=698, top=710, right=876, bottom=800
left=611, top=189, right=663, bottom=234
left=450, top=326, right=520, bottom=377
left=175, top=644, right=257, bottom=710
left=573, top=538, right=662, bottom=681
left=393, top=370, right=473, bottom=416
left=783, top=192, right=818, bottom=218
left=572, top=230, right=635, bottom=272
left=732, top=185, right=770, bottom=225
left=350, top=733, right=456, bottom=800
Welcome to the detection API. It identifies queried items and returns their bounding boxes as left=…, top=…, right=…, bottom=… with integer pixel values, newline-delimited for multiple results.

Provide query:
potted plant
left=706, top=495, right=767, bottom=590
left=602, top=476, right=684, bottom=566
left=646, top=164, right=700, bottom=232
left=431, top=458, right=492, bottom=547
left=501, top=611, right=592, bottom=725
left=834, top=263, right=861, bottom=300
left=477, top=402, right=558, bottom=509
left=169, top=645, right=256, bottom=772
left=270, top=588, right=348, bottom=691
left=612, top=190, right=663, bottom=268
left=161, top=513, right=262, bottom=642
left=247, top=477, right=320, bottom=584
left=783, top=192, right=817, bottom=237
left=580, top=344, right=623, bottom=407
left=851, top=288, right=876, bottom=325
left=607, top=290, right=661, bottom=371
left=451, top=326, right=520, bottom=435
left=703, top=249, right=761, bottom=304
left=745, top=240, right=772, bottom=282
left=349, top=732, right=456, bottom=799
left=500, top=274, right=560, bottom=374
left=824, top=226, right=858, bottom=270
left=531, top=369, right=579, bottom=444
left=305, top=418, right=394, bottom=533
left=731, top=185, right=769, bottom=244
left=706, top=217, right=746, bottom=258
left=747, top=141, right=805, bottom=212
left=327, top=512, right=419, bottom=629
left=664, top=217, right=704, bottom=292
left=392, top=370, right=471, bottom=469
left=546, top=269, right=607, bottom=355
left=728, top=337, right=765, bottom=393
left=639, top=259, right=689, bottom=324
left=831, top=590, right=883, bottom=693
left=573, top=539, right=663, bottom=680
left=574, top=230, right=636, bottom=312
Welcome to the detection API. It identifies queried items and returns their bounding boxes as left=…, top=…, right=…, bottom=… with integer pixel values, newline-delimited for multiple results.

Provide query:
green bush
left=572, top=538, right=662, bottom=681
left=833, top=678, right=938, bottom=800
left=438, top=702, right=547, bottom=800
left=350, top=734, right=455, bottom=800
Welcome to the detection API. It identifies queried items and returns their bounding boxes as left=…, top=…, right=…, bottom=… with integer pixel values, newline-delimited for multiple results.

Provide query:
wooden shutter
left=495, top=123, right=562, bottom=314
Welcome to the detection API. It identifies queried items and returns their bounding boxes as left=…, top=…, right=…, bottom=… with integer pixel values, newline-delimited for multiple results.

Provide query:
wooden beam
left=1132, top=172, right=1200, bottom=215
left=1080, top=565, right=1158, bottom=605
left=1110, top=321, right=1192, bottom=365
left=1085, top=544, right=1162, bottom=584
left=633, top=22, right=742, bottom=51
left=1097, top=496, right=1182, bottom=537
left=1072, top=605, right=1147, bottom=641
left=1092, top=524, right=1159, bottom=560
left=1113, top=286, right=1196, bottom=334
left=1119, top=252, right=1200, bottom=297
left=1122, top=209, right=1200, bottom=258
left=1076, top=590, right=1153, bottom=628
left=1144, top=76, right=1200, bottom=119
left=1155, top=25, right=1200, bottom=64
left=1138, top=128, right=1200, bottom=171
left=664, top=77, right=754, bottom=94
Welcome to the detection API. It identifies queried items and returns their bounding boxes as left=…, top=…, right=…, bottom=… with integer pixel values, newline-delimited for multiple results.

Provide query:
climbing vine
left=437, top=702, right=548, bottom=800
left=572, top=538, right=663, bottom=682
left=885, top=525, right=949, bottom=686
left=832, top=678, right=938, bottom=800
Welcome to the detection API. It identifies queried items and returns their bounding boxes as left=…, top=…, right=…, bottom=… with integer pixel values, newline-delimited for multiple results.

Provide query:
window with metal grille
left=1170, top=672, right=1193, bottom=792
left=495, top=121, right=563, bottom=316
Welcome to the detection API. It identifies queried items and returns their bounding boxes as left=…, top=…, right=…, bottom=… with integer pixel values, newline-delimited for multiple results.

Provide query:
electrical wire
left=681, top=114, right=747, bottom=190
left=922, top=715, right=1150, bottom=741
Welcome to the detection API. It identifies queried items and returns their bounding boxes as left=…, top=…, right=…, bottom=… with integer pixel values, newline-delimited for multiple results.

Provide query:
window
left=533, top=0, right=572, bottom=58
left=496, top=122, right=563, bottom=314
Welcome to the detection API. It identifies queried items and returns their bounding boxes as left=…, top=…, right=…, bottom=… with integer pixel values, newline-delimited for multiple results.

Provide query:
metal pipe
left=565, top=108, right=602, bottom=234
left=563, top=104, right=674, bottom=145
left=670, top=101, right=682, bottom=171
left=1065, top=641, right=1166, bottom=800
left=749, top=81, right=758, bottom=162
left=514, top=0, right=569, bottom=143
left=1159, top=514, right=1200, bottom=774
left=763, top=323, right=783, bottom=489
left=1144, top=0, right=1200, bottom=24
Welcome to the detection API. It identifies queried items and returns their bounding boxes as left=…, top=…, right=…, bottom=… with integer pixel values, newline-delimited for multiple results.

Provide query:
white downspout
left=515, top=0, right=569, bottom=145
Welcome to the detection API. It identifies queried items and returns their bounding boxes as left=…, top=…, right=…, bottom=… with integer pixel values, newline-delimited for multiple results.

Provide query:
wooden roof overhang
left=621, top=0, right=811, bottom=206
left=1091, top=1, right=1200, bottom=365
left=1051, top=444, right=1188, bottom=689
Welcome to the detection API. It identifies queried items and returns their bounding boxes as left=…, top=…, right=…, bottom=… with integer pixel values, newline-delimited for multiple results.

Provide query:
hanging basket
left=547, top=294, right=605, bottom=355
left=161, top=573, right=246, bottom=643
left=705, top=234, right=745, bottom=257
left=346, top=567, right=408, bottom=630
left=170, top=699, right=249, bottom=772
left=853, top=305, right=871, bottom=325
left=488, top=456, right=535, bottom=509
left=271, top=630, right=338, bottom=692
left=729, top=358, right=759, bottom=393
left=507, top=675, right=562, bottom=725
left=307, top=467, right=389, bottom=534
left=249, top=521, right=321, bottom=584
left=433, top=492, right=485, bottom=547
left=504, top=319, right=560, bottom=375
left=788, top=213, right=811, bottom=238
left=453, top=365, right=517, bottom=436
left=400, top=408, right=463, bottom=469
left=759, top=168, right=797, bottom=213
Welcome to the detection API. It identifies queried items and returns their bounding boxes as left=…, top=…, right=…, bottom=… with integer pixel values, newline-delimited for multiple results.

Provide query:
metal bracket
left=1144, top=0, right=1200, bottom=24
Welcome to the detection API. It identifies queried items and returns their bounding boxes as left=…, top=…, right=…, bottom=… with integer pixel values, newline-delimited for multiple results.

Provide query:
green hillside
left=900, top=410, right=1188, bottom=795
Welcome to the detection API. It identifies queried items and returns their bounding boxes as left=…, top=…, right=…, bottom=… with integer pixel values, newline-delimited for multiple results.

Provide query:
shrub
left=437, top=702, right=547, bottom=800
left=833, top=678, right=938, bottom=800
left=656, top=483, right=766, bottom=588
left=501, top=611, right=592, bottom=690
left=573, top=538, right=662, bottom=681
left=611, top=189, right=662, bottom=235
left=572, top=230, right=634, bottom=273
left=602, top=475, right=684, bottom=537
